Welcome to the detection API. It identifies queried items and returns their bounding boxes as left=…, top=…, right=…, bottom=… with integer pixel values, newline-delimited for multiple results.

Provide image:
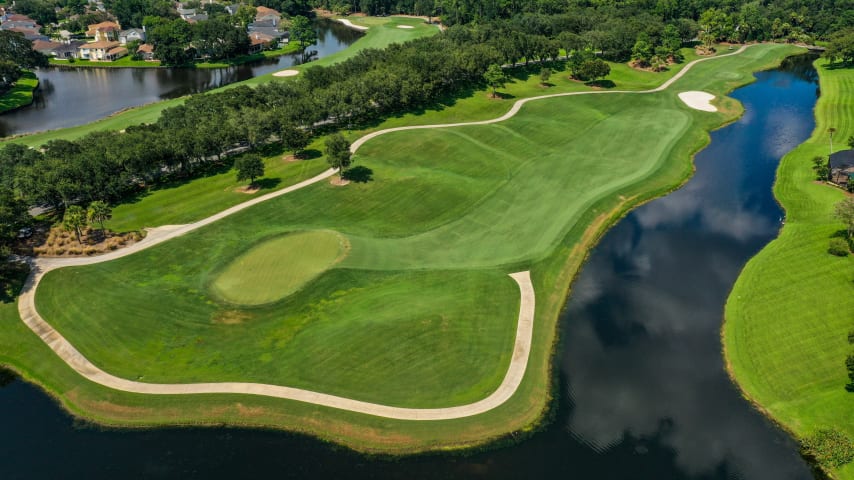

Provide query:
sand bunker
left=273, top=69, right=299, bottom=77
left=397, top=25, right=415, bottom=29
left=339, top=19, right=369, bottom=31
left=678, top=91, right=717, bottom=112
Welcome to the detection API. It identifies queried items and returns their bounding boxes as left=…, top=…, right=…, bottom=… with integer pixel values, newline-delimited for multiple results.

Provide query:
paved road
left=16, top=45, right=752, bottom=419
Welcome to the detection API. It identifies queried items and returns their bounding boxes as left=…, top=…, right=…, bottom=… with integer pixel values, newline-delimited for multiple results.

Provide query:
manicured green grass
left=724, top=59, right=854, bottom=479
left=211, top=230, right=346, bottom=305
left=104, top=47, right=717, bottom=233
left=50, top=57, right=163, bottom=68
left=1, top=44, right=804, bottom=453
left=106, top=146, right=327, bottom=232
left=0, top=71, right=38, bottom=113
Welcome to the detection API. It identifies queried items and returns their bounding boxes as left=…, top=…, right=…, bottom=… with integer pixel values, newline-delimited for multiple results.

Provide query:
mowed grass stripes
left=724, top=59, right=854, bottom=479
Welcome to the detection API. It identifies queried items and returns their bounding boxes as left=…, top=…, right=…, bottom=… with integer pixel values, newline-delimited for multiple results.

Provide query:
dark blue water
left=0, top=55, right=819, bottom=479
left=0, top=19, right=361, bottom=137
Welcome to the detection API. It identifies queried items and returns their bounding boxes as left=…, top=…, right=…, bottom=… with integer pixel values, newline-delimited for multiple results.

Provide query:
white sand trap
left=273, top=69, right=299, bottom=77
left=397, top=25, right=414, bottom=29
left=678, top=91, right=717, bottom=112
left=338, top=19, right=369, bottom=31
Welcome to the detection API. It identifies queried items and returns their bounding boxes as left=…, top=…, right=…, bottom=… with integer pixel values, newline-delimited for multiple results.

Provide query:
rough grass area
left=211, top=230, right=347, bottom=305
left=3, top=44, right=805, bottom=453
left=724, top=58, right=854, bottom=479
left=0, top=71, right=38, bottom=113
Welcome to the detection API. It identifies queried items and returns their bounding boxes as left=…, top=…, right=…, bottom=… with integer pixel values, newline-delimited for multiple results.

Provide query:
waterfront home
left=86, top=21, right=120, bottom=41
left=78, top=40, right=127, bottom=61
left=136, top=43, right=155, bottom=60
left=247, top=19, right=288, bottom=45
left=51, top=40, right=86, bottom=59
left=119, top=28, right=145, bottom=45
left=249, top=31, right=276, bottom=53
left=829, top=150, right=854, bottom=189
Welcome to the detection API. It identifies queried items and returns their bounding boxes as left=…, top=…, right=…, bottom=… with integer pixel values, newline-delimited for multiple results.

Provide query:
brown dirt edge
left=0, top=47, right=806, bottom=457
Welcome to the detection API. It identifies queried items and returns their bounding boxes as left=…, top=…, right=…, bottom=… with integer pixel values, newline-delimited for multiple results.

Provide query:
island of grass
left=0, top=43, right=808, bottom=453
left=0, top=71, right=38, bottom=113
left=724, top=58, right=854, bottom=479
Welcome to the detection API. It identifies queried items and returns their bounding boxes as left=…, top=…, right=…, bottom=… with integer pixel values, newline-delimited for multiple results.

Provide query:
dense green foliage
left=802, top=429, right=854, bottom=469
left=234, top=153, right=265, bottom=185
left=0, top=32, right=47, bottom=94
left=143, top=16, right=250, bottom=65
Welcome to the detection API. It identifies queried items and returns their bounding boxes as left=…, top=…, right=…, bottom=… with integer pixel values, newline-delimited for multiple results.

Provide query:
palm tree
left=87, top=201, right=112, bottom=231
left=63, top=205, right=87, bottom=244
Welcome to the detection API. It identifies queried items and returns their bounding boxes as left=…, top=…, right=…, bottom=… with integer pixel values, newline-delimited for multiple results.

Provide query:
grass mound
left=210, top=230, right=346, bottom=305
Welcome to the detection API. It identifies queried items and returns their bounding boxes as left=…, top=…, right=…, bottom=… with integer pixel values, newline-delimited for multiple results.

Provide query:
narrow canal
left=0, top=19, right=361, bottom=137
left=0, top=54, right=819, bottom=479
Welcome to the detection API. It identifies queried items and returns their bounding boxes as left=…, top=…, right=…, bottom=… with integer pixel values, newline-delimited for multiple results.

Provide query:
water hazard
left=0, top=55, right=819, bottom=479
left=0, top=19, right=361, bottom=137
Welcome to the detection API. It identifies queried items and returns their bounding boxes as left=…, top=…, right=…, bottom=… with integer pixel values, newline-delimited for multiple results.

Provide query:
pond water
left=0, top=55, right=820, bottom=479
left=0, top=19, right=361, bottom=138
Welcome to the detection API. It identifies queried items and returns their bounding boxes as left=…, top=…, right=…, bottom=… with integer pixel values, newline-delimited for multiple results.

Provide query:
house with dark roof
left=829, top=150, right=854, bottom=189
left=177, top=7, right=196, bottom=19
left=51, top=40, right=86, bottom=59
left=247, top=19, right=288, bottom=44
left=185, top=13, right=209, bottom=23
left=225, top=4, right=240, bottom=15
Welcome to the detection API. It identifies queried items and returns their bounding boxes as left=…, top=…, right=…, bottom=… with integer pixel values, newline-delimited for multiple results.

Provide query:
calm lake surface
left=0, top=55, right=819, bottom=479
left=0, top=19, right=361, bottom=137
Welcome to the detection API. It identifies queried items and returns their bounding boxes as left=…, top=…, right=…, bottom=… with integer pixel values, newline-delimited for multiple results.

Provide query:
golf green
left=210, top=230, right=347, bottom=306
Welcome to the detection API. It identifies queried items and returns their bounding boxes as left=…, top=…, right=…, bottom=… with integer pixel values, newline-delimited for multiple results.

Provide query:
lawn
left=11, top=44, right=805, bottom=452
left=724, top=58, right=854, bottom=479
left=0, top=71, right=38, bottom=113
left=104, top=45, right=729, bottom=233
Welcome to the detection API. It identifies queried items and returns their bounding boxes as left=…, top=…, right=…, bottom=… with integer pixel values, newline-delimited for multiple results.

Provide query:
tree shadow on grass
left=586, top=79, right=616, bottom=89
left=342, top=166, right=373, bottom=183
left=254, top=177, right=282, bottom=190
left=295, top=149, right=322, bottom=160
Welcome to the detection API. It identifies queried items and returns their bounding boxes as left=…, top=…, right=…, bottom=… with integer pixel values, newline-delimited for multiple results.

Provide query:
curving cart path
left=18, top=45, right=750, bottom=420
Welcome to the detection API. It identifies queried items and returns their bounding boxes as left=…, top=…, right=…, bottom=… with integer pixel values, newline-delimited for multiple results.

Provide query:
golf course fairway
left=0, top=43, right=808, bottom=453
left=724, top=58, right=854, bottom=479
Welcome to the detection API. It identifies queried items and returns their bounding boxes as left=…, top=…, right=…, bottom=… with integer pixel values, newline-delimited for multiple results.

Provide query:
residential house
left=119, top=27, right=145, bottom=45
left=31, top=39, right=62, bottom=55
left=248, top=31, right=275, bottom=53
left=177, top=8, right=196, bottom=19
left=185, top=13, right=209, bottom=23
left=51, top=40, right=86, bottom=59
left=78, top=40, right=126, bottom=60
left=136, top=43, right=155, bottom=60
left=0, top=14, right=47, bottom=41
left=247, top=19, right=288, bottom=45
left=829, top=150, right=854, bottom=189
left=255, top=6, right=281, bottom=26
left=225, top=4, right=240, bottom=15
left=86, top=21, right=120, bottom=41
